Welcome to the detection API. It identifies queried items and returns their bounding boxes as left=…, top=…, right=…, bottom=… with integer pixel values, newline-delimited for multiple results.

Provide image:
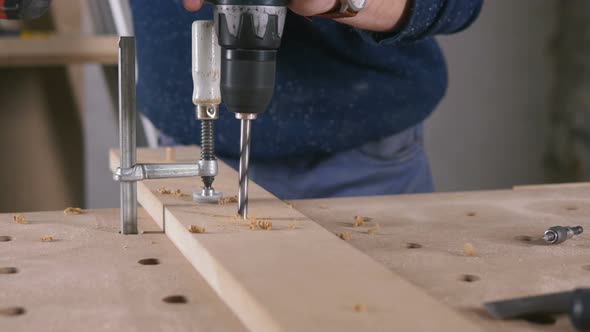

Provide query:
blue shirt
left=130, top=0, right=482, bottom=160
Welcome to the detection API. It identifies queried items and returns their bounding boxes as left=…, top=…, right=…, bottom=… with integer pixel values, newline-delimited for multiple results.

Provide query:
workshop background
left=0, top=0, right=588, bottom=212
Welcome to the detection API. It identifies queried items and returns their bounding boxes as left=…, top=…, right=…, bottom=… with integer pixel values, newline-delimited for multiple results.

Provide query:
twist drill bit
left=543, top=225, right=584, bottom=245
left=237, top=114, right=256, bottom=219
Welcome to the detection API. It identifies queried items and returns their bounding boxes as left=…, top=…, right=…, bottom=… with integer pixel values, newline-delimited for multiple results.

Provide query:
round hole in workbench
left=406, top=243, right=423, bottom=249
left=515, top=235, right=533, bottom=242
left=582, top=265, right=590, bottom=272
left=466, top=212, right=477, bottom=217
left=162, top=295, right=188, bottom=304
left=0, top=267, right=18, bottom=274
left=565, top=206, right=578, bottom=211
left=138, top=258, right=160, bottom=266
left=0, top=307, right=26, bottom=316
left=0, top=236, right=12, bottom=242
left=521, top=314, right=557, bottom=325
left=459, top=274, right=480, bottom=283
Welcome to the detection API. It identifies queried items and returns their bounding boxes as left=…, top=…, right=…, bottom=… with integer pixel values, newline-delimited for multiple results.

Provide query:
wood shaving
left=337, top=232, right=352, bottom=241
left=158, top=187, right=173, bottom=195
left=288, top=224, right=297, bottom=230
left=218, top=195, right=238, bottom=205
left=353, top=215, right=371, bottom=227
left=463, top=243, right=476, bottom=257
left=352, top=303, right=365, bottom=312
left=367, top=224, right=380, bottom=235
left=173, top=189, right=186, bottom=198
left=13, top=214, right=28, bottom=224
left=284, top=201, right=294, bottom=208
left=248, top=217, right=272, bottom=231
left=64, top=207, right=83, bottom=215
left=41, top=236, right=55, bottom=242
left=188, top=225, right=206, bottom=234
left=158, top=187, right=185, bottom=197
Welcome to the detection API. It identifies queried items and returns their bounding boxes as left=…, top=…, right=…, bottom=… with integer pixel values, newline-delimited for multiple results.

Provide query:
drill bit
left=543, top=225, right=584, bottom=244
left=237, top=114, right=256, bottom=219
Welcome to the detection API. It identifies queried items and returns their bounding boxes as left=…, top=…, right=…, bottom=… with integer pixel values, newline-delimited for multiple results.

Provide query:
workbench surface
left=293, top=185, right=590, bottom=331
left=0, top=209, right=246, bottom=332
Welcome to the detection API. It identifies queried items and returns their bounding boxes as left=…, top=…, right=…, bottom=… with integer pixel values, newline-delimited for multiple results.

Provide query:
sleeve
left=359, top=0, right=484, bottom=45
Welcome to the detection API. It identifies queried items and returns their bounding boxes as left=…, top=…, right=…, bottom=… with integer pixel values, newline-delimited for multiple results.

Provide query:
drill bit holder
left=113, top=36, right=220, bottom=235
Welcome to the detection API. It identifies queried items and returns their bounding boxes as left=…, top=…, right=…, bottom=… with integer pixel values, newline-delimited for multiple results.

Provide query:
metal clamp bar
left=118, top=36, right=138, bottom=235
left=113, top=160, right=218, bottom=182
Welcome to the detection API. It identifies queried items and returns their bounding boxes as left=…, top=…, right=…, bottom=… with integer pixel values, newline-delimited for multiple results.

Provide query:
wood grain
left=110, top=146, right=484, bottom=332
left=0, top=208, right=246, bottom=331
left=293, top=187, right=590, bottom=331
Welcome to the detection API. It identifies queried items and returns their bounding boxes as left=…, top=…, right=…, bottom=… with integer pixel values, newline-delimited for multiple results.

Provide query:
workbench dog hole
left=406, top=242, right=423, bottom=249
left=138, top=258, right=160, bottom=265
left=0, top=267, right=18, bottom=274
left=515, top=235, right=533, bottom=242
left=459, top=274, right=480, bottom=283
left=0, top=236, right=12, bottom=242
left=0, top=307, right=25, bottom=317
left=162, top=295, right=188, bottom=304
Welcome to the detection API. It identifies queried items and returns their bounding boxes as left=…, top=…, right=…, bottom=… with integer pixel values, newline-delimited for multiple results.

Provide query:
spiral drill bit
left=237, top=114, right=255, bottom=219
left=200, top=120, right=215, bottom=188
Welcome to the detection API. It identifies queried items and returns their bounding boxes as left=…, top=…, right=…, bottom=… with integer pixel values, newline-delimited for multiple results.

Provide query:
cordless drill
left=0, top=0, right=51, bottom=20
left=210, top=0, right=287, bottom=219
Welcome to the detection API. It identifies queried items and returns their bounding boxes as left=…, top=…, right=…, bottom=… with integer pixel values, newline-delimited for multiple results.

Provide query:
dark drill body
left=209, top=0, right=287, bottom=218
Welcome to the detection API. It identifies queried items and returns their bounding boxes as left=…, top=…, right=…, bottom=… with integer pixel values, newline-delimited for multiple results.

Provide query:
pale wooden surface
left=110, top=147, right=484, bottom=332
left=0, top=36, right=118, bottom=66
left=293, top=187, right=590, bottom=331
left=0, top=208, right=247, bottom=331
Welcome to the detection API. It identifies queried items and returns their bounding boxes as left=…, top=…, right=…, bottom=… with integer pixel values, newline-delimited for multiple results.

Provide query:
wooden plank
left=292, top=188, right=590, bottom=331
left=0, top=208, right=247, bottom=331
left=0, top=35, right=118, bottom=66
left=513, top=182, right=590, bottom=191
left=110, top=147, right=484, bottom=332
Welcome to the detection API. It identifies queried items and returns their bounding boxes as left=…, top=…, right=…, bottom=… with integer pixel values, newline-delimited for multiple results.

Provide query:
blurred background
left=1, top=1, right=588, bottom=212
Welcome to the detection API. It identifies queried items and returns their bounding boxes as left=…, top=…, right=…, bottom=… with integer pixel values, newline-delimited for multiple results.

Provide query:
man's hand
left=182, top=0, right=408, bottom=32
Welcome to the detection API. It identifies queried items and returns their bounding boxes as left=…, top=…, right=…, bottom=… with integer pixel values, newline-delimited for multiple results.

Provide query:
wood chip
left=353, top=215, right=372, bottom=227
left=337, top=232, right=352, bottom=241
left=173, top=189, right=186, bottom=198
left=284, top=201, right=294, bottom=208
left=165, top=147, right=176, bottom=161
left=463, top=243, right=476, bottom=257
left=13, top=214, right=28, bottom=224
left=218, top=195, right=238, bottom=205
left=248, top=217, right=272, bottom=231
left=288, top=224, right=297, bottom=230
left=41, top=236, right=55, bottom=242
left=64, top=207, right=83, bottom=215
left=352, top=303, right=365, bottom=312
left=188, top=225, right=206, bottom=234
left=158, top=187, right=173, bottom=195
left=367, top=224, right=380, bottom=235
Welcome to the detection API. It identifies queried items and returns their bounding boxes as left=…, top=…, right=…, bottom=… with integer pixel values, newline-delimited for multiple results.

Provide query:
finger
left=182, top=0, right=203, bottom=12
left=289, top=0, right=337, bottom=16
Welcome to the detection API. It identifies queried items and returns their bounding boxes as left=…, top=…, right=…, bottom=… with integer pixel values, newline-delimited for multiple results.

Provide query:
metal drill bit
left=543, top=225, right=584, bottom=244
left=237, top=113, right=256, bottom=219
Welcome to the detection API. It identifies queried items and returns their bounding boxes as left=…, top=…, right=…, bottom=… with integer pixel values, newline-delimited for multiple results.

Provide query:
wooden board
left=0, top=35, right=118, bottom=66
left=292, top=187, right=590, bottom=331
left=0, top=208, right=247, bottom=332
left=110, top=146, right=484, bottom=332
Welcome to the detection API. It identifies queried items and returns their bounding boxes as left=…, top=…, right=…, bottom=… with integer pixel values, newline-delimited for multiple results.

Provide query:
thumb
left=289, top=0, right=338, bottom=16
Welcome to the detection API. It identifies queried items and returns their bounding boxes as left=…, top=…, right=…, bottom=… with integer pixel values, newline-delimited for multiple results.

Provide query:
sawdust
left=188, top=225, right=206, bottom=234
left=40, top=236, right=55, bottom=242
left=64, top=207, right=83, bottom=215
left=218, top=195, right=238, bottom=205
left=288, top=224, right=297, bottom=230
left=13, top=214, right=28, bottom=224
left=352, top=303, right=365, bottom=312
left=284, top=201, right=294, bottom=208
left=463, top=243, right=476, bottom=257
left=249, top=217, right=272, bottom=231
left=337, top=232, right=352, bottom=241
left=353, top=215, right=372, bottom=227
left=158, top=187, right=186, bottom=197
left=367, top=224, right=380, bottom=235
